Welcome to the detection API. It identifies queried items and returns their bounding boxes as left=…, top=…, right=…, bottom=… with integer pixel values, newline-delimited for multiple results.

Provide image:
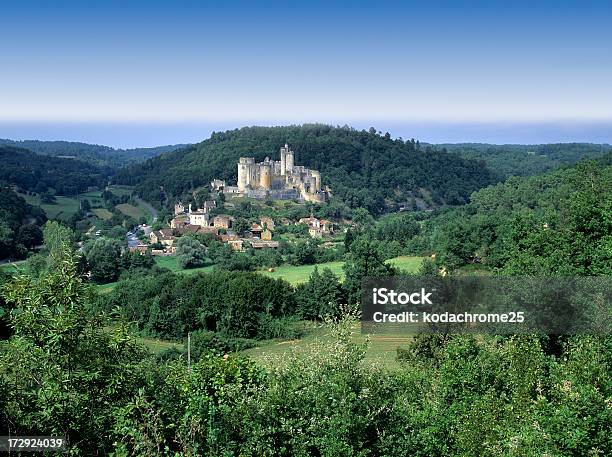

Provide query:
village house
left=149, top=228, right=174, bottom=247
left=213, top=215, right=233, bottom=229
left=170, top=215, right=189, bottom=229
left=228, top=239, right=244, bottom=251
left=261, top=229, right=273, bottom=240
left=173, top=224, right=200, bottom=236
left=189, top=208, right=209, bottom=227
left=218, top=234, right=239, bottom=243
left=260, top=216, right=275, bottom=230
left=250, top=222, right=263, bottom=238
left=129, top=243, right=149, bottom=254
left=174, top=202, right=186, bottom=215
left=298, top=216, right=334, bottom=238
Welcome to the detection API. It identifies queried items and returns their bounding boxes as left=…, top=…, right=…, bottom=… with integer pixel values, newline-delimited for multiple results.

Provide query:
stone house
left=260, top=216, right=275, bottom=230
left=213, top=215, right=233, bottom=229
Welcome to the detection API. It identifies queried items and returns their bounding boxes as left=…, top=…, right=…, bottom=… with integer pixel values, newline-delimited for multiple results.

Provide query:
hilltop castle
left=216, top=144, right=328, bottom=202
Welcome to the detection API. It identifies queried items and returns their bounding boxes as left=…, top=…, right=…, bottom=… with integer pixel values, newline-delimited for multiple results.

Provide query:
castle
left=219, top=144, right=328, bottom=202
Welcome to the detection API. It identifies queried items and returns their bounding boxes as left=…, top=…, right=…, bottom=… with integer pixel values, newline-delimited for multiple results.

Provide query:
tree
left=297, top=266, right=345, bottom=319
left=15, top=225, right=43, bottom=250
left=0, top=242, right=146, bottom=453
left=81, top=198, right=91, bottom=212
left=292, top=240, right=316, bottom=265
left=176, top=236, right=207, bottom=269
left=343, top=236, right=396, bottom=304
left=233, top=218, right=250, bottom=237
left=82, top=237, right=123, bottom=283
left=0, top=221, right=13, bottom=260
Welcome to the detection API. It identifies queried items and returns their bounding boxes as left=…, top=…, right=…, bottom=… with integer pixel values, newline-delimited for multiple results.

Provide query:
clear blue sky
left=1, top=0, right=611, bottom=147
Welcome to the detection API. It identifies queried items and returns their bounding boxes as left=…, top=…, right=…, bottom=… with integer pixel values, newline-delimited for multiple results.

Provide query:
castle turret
left=260, top=163, right=271, bottom=190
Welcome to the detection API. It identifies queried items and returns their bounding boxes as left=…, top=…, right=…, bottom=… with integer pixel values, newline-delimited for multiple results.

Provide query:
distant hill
left=0, top=139, right=188, bottom=168
left=114, top=124, right=497, bottom=214
left=0, top=145, right=107, bottom=195
left=436, top=143, right=612, bottom=179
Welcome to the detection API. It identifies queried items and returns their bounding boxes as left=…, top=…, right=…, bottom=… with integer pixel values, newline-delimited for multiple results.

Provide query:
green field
left=41, top=196, right=82, bottom=221
left=260, top=256, right=423, bottom=284
left=387, top=255, right=424, bottom=272
left=138, top=335, right=184, bottom=355
left=19, top=191, right=105, bottom=221
left=92, top=208, right=113, bottom=220
left=243, top=323, right=412, bottom=370
left=107, top=185, right=134, bottom=197
left=0, top=261, right=26, bottom=274
left=81, top=190, right=105, bottom=206
left=116, top=203, right=143, bottom=219
left=260, top=261, right=345, bottom=284
left=19, top=193, right=81, bottom=221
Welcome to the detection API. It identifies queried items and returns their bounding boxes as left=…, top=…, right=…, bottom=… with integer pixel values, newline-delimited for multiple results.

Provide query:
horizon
left=2, top=0, right=612, bottom=147
left=2, top=121, right=612, bottom=149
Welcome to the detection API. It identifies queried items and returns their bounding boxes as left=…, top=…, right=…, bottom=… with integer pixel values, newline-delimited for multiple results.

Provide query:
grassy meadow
left=92, top=208, right=113, bottom=220
left=243, top=323, right=412, bottom=370
left=115, top=203, right=143, bottom=219
left=18, top=187, right=135, bottom=222
left=260, top=255, right=423, bottom=284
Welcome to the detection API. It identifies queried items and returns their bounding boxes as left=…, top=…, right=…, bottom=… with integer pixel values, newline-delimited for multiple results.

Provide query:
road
left=126, top=232, right=139, bottom=248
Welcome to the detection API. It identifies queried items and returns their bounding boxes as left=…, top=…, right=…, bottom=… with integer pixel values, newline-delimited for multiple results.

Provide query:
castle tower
left=260, top=163, right=271, bottom=190
left=311, top=170, right=321, bottom=192
left=238, top=157, right=255, bottom=191
left=286, top=148, right=294, bottom=173
left=280, top=143, right=288, bottom=175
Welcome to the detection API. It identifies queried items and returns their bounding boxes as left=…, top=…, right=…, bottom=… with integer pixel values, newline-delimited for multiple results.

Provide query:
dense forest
left=415, top=154, right=612, bottom=274
left=439, top=142, right=612, bottom=179
left=0, top=145, right=108, bottom=195
left=0, top=188, right=46, bottom=259
left=0, top=139, right=186, bottom=168
left=114, top=125, right=497, bottom=214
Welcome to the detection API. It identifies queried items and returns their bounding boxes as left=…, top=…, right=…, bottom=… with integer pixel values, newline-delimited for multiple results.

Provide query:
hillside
left=0, top=139, right=187, bottom=168
left=437, top=142, right=612, bottom=179
left=420, top=153, right=612, bottom=273
left=0, top=145, right=107, bottom=195
left=115, top=125, right=497, bottom=214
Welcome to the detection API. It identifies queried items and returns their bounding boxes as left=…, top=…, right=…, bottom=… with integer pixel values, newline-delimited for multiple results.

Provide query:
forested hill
left=0, top=145, right=107, bottom=195
left=437, top=143, right=612, bottom=179
left=114, top=125, right=496, bottom=214
left=421, top=152, right=612, bottom=274
left=0, top=139, right=187, bottom=168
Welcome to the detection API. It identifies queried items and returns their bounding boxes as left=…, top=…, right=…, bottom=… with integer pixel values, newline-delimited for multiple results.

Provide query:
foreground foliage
left=1, top=248, right=610, bottom=455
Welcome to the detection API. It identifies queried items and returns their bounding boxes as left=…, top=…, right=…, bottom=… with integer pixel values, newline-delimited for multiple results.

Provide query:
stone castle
left=218, top=144, right=327, bottom=202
